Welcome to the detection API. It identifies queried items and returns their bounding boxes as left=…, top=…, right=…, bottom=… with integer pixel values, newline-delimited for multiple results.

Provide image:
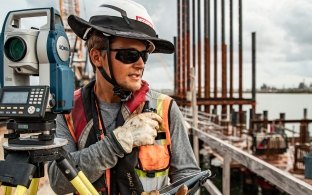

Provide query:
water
left=256, top=93, right=312, bottom=120
left=254, top=93, right=312, bottom=134
left=205, top=93, right=312, bottom=134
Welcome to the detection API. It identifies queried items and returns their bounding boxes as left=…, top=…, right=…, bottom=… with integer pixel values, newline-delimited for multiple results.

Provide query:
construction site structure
left=174, top=0, right=256, bottom=132
left=59, top=0, right=93, bottom=88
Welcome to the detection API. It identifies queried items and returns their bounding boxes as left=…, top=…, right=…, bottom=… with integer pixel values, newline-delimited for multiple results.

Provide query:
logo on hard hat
left=136, top=16, right=154, bottom=29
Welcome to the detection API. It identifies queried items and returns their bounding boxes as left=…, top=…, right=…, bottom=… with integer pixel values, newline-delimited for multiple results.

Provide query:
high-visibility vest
left=64, top=81, right=173, bottom=193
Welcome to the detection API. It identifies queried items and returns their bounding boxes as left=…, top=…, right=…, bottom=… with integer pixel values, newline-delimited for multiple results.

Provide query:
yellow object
left=14, top=185, right=27, bottom=195
left=28, top=178, right=40, bottom=195
left=78, top=171, right=99, bottom=195
left=4, top=186, right=13, bottom=195
left=70, top=176, right=92, bottom=195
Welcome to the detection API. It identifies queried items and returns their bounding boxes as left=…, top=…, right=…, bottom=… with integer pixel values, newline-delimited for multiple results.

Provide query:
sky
left=1, top=0, right=312, bottom=90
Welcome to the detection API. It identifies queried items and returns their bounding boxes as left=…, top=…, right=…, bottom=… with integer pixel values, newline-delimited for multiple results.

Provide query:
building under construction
left=173, top=0, right=256, bottom=129
left=173, top=1, right=312, bottom=194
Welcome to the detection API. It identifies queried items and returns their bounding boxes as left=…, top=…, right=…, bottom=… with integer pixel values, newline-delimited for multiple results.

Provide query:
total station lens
left=4, top=37, right=27, bottom=62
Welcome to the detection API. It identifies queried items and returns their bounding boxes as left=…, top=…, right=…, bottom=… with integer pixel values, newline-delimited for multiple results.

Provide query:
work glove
left=113, top=112, right=162, bottom=153
left=141, top=185, right=189, bottom=195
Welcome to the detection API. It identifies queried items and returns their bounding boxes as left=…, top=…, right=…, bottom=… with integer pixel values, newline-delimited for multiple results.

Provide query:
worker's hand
left=141, top=185, right=188, bottom=195
left=175, top=185, right=188, bottom=195
left=113, top=112, right=162, bottom=153
left=141, top=190, right=159, bottom=195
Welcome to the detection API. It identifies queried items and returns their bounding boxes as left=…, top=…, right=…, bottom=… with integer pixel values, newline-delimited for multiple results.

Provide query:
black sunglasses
left=110, top=48, right=149, bottom=64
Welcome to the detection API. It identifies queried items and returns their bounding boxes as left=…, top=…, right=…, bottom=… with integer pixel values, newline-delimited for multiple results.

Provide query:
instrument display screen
left=1, top=91, right=29, bottom=104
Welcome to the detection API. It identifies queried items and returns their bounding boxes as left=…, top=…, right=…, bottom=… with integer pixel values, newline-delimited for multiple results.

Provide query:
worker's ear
left=89, top=48, right=107, bottom=67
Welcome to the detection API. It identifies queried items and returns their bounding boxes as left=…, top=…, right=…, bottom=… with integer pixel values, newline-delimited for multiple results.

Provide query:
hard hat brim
left=68, top=15, right=175, bottom=54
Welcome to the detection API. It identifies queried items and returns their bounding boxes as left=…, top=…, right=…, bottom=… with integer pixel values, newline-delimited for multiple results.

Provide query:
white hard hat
left=68, top=0, right=174, bottom=53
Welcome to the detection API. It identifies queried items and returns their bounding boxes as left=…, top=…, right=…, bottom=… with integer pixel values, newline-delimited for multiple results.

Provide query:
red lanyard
left=93, top=85, right=110, bottom=194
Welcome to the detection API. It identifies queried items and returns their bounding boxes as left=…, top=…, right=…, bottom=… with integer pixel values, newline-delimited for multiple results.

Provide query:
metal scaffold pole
left=191, top=67, right=199, bottom=163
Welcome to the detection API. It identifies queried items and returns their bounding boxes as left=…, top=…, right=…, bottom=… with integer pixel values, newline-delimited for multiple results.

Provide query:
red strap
left=95, top=99, right=110, bottom=194
left=125, top=80, right=149, bottom=113
left=72, top=89, right=88, bottom=140
left=64, top=114, right=78, bottom=143
left=93, top=84, right=111, bottom=194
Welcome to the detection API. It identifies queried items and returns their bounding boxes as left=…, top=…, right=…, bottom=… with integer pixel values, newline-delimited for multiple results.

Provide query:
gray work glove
left=113, top=112, right=162, bottom=153
left=141, top=185, right=188, bottom=195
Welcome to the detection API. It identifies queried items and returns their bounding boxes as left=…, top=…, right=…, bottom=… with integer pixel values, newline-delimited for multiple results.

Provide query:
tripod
left=0, top=121, right=99, bottom=195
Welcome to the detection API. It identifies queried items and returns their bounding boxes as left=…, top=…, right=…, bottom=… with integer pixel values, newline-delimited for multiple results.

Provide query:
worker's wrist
left=110, top=127, right=133, bottom=154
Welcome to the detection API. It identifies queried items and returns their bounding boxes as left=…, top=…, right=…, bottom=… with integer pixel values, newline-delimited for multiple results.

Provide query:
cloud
left=143, top=54, right=174, bottom=89
left=242, top=0, right=312, bottom=88
left=25, top=0, right=58, bottom=8
left=1, top=0, right=311, bottom=89
left=139, top=0, right=312, bottom=89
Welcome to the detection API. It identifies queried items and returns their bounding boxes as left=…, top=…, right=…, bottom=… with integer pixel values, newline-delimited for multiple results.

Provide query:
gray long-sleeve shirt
left=48, top=91, right=200, bottom=194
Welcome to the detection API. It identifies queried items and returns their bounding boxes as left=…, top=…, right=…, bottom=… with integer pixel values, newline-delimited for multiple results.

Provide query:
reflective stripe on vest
left=135, top=168, right=169, bottom=178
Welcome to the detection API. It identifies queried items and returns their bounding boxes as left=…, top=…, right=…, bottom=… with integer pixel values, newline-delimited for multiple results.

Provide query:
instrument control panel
left=0, top=86, right=49, bottom=118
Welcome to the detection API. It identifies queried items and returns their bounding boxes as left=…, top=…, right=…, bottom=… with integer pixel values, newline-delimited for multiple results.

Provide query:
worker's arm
left=48, top=114, right=125, bottom=194
left=48, top=111, right=161, bottom=194
left=168, top=101, right=201, bottom=182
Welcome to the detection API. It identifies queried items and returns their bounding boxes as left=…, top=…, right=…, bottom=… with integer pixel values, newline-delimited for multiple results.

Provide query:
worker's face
left=110, top=37, right=148, bottom=92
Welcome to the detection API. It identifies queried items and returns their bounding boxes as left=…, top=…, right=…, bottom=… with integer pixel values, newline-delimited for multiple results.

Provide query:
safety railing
left=191, top=127, right=312, bottom=195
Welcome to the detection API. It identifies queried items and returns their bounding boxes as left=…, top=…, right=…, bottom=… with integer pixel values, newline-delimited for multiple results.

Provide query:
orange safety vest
left=64, top=81, right=172, bottom=194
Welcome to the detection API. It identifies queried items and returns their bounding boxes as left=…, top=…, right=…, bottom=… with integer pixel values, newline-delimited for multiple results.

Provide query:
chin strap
left=113, top=85, right=132, bottom=102
left=97, top=37, right=132, bottom=101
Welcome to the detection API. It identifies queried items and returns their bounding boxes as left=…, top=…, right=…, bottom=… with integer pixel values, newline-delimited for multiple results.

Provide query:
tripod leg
left=57, top=157, right=98, bottom=195
left=4, top=186, right=13, bottom=195
left=28, top=178, right=40, bottom=195
left=71, top=176, right=94, bottom=195
left=14, top=185, right=27, bottom=195
left=78, top=171, right=100, bottom=195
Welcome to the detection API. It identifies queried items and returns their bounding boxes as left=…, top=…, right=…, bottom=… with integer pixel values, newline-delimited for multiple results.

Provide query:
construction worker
left=48, top=0, right=200, bottom=194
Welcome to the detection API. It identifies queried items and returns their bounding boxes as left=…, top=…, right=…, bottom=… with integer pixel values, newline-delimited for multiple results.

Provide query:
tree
left=298, top=82, right=307, bottom=89
left=260, top=83, right=268, bottom=90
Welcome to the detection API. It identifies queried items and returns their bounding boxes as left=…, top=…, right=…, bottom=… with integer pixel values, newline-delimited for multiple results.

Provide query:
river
left=252, top=93, right=312, bottom=134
